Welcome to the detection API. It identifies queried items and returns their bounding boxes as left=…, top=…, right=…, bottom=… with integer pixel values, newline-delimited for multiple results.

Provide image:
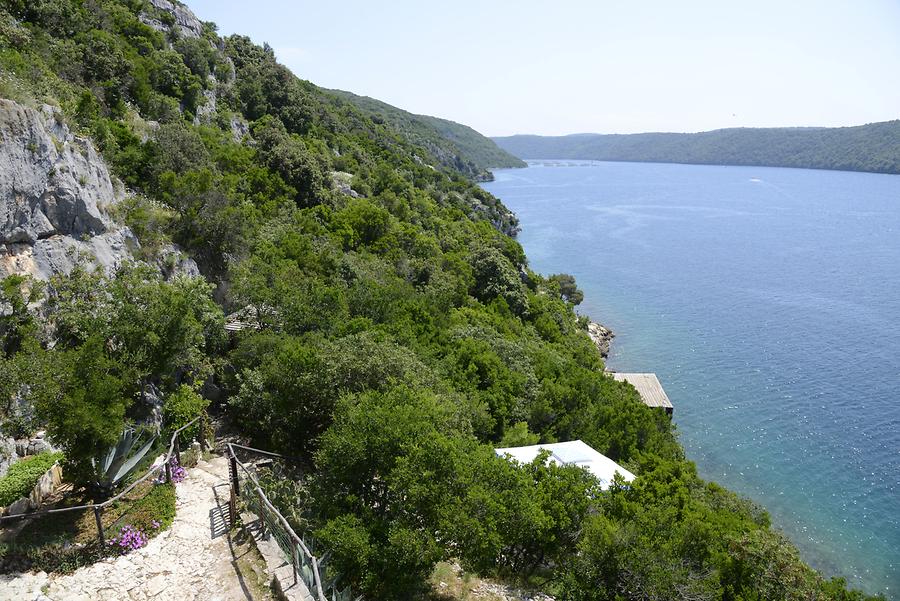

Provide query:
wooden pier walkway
left=609, top=372, right=674, bottom=416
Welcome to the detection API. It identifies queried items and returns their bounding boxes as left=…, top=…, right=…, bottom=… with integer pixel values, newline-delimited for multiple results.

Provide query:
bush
left=0, top=452, right=63, bottom=506
left=163, top=385, right=209, bottom=445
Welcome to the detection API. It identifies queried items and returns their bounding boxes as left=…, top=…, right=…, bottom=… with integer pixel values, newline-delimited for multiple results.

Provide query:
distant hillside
left=493, top=121, right=900, bottom=175
left=331, top=90, right=526, bottom=180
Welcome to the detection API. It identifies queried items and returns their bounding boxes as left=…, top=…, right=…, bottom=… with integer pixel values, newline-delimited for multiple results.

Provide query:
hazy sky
left=188, top=0, right=900, bottom=136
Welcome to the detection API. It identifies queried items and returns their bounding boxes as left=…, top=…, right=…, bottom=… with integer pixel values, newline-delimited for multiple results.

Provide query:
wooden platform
left=610, top=372, right=674, bottom=415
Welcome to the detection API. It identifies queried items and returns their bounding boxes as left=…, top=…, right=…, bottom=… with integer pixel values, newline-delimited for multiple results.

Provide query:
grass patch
left=0, top=452, right=63, bottom=507
left=429, top=561, right=496, bottom=601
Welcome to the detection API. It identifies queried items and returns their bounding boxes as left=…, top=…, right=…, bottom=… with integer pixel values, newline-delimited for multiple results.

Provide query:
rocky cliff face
left=0, top=99, right=138, bottom=280
left=142, top=0, right=205, bottom=39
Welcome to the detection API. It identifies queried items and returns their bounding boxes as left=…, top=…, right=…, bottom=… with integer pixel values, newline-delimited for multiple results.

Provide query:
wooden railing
left=225, top=443, right=353, bottom=601
left=0, top=414, right=207, bottom=546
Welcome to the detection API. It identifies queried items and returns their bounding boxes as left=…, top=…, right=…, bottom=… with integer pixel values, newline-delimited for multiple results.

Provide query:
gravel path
left=1, top=456, right=271, bottom=601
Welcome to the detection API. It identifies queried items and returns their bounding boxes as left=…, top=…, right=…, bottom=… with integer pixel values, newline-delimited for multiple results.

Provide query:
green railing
left=225, top=443, right=355, bottom=601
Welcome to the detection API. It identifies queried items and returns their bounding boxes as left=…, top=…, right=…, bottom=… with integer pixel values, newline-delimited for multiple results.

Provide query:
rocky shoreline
left=587, top=321, right=615, bottom=359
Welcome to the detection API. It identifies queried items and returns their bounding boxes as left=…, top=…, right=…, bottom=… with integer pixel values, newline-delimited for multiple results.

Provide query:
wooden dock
left=610, top=372, right=674, bottom=416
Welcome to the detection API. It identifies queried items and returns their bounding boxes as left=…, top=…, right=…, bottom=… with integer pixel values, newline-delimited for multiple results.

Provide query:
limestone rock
left=157, top=244, right=201, bottom=280
left=587, top=321, right=615, bottom=359
left=0, top=437, right=16, bottom=478
left=0, top=99, right=139, bottom=280
left=330, top=171, right=361, bottom=198
left=193, top=84, right=217, bottom=126
left=147, top=0, right=204, bottom=39
left=0, top=100, right=112, bottom=247
left=229, top=114, right=250, bottom=143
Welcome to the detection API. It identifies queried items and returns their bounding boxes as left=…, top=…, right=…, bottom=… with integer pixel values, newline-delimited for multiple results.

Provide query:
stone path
left=1, top=456, right=272, bottom=601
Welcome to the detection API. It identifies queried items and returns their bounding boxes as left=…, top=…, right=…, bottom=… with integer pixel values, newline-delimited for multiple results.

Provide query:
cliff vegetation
left=0, top=1, right=884, bottom=599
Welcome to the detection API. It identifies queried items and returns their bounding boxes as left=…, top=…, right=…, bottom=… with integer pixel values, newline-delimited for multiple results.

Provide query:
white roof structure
left=494, top=440, right=636, bottom=490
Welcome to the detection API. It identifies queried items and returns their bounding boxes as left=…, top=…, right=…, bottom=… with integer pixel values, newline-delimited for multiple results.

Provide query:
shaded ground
left=0, top=456, right=273, bottom=601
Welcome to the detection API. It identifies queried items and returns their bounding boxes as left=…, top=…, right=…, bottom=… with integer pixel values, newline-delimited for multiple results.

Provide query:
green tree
left=34, top=335, right=132, bottom=490
left=470, top=246, right=528, bottom=315
left=548, top=273, right=584, bottom=305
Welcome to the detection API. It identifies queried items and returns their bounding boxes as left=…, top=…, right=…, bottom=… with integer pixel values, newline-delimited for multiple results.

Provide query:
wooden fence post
left=291, top=542, right=299, bottom=586
left=229, top=455, right=239, bottom=527
left=199, top=413, right=208, bottom=453
left=165, top=457, right=172, bottom=483
left=174, top=437, right=181, bottom=466
left=93, top=506, right=105, bottom=546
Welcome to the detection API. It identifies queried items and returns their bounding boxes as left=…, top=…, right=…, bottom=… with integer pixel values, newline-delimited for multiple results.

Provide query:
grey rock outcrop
left=1, top=101, right=112, bottom=246
left=0, top=99, right=138, bottom=280
left=587, top=321, right=615, bottom=359
left=0, top=437, right=17, bottom=479
left=331, top=171, right=361, bottom=198
left=229, top=114, right=250, bottom=143
left=194, top=86, right=217, bottom=125
left=157, top=243, right=201, bottom=280
left=147, top=0, right=205, bottom=39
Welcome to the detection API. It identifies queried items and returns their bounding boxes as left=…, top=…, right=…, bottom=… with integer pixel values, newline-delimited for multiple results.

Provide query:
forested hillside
left=0, top=1, right=882, bottom=599
left=494, top=122, right=900, bottom=174
left=332, top=89, right=526, bottom=180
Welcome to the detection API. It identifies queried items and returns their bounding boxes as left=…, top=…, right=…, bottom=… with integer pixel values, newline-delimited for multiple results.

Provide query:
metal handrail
left=0, top=414, right=204, bottom=523
left=225, top=442, right=331, bottom=601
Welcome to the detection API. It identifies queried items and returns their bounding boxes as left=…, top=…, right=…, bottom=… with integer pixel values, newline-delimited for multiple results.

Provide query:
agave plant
left=93, top=426, right=158, bottom=493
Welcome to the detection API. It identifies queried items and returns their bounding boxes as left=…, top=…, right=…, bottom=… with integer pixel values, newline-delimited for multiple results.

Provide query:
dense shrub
left=0, top=452, right=63, bottom=506
left=163, top=385, right=209, bottom=445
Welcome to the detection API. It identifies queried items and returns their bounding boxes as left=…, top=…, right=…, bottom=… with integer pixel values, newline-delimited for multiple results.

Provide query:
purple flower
left=154, top=456, right=187, bottom=485
left=109, top=524, right=150, bottom=553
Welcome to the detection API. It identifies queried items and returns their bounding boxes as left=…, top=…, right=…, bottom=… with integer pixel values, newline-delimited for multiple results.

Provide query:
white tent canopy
left=494, top=440, right=636, bottom=490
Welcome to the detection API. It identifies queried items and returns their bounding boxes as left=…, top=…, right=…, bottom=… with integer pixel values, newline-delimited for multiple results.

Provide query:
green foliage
left=547, top=273, right=584, bottom=305
left=48, top=264, right=224, bottom=390
left=494, top=124, right=900, bottom=175
left=163, top=385, right=209, bottom=445
left=331, top=89, right=526, bottom=178
left=0, top=452, right=63, bottom=506
left=0, top=2, right=877, bottom=599
left=122, top=482, right=176, bottom=533
left=470, top=246, right=528, bottom=316
left=31, top=335, right=131, bottom=489
left=498, top=421, right=539, bottom=447
left=0, top=275, right=44, bottom=356
left=93, top=426, right=157, bottom=492
left=257, top=465, right=311, bottom=534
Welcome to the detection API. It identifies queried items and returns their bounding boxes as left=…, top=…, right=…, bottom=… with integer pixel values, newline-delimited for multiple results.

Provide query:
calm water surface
left=482, top=160, right=900, bottom=597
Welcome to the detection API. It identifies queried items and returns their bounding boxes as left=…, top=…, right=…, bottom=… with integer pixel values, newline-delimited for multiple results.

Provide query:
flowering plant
left=109, top=524, right=146, bottom=552
left=108, top=518, right=165, bottom=553
left=170, top=457, right=186, bottom=483
left=154, top=456, right=186, bottom=484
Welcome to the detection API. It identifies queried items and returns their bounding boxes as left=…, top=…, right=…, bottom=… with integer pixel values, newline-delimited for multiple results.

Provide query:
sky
left=187, top=0, right=900, bottom=136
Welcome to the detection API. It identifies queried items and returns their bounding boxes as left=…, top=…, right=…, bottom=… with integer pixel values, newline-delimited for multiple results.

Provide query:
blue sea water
left=481, top=160, right=900, bottom=597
